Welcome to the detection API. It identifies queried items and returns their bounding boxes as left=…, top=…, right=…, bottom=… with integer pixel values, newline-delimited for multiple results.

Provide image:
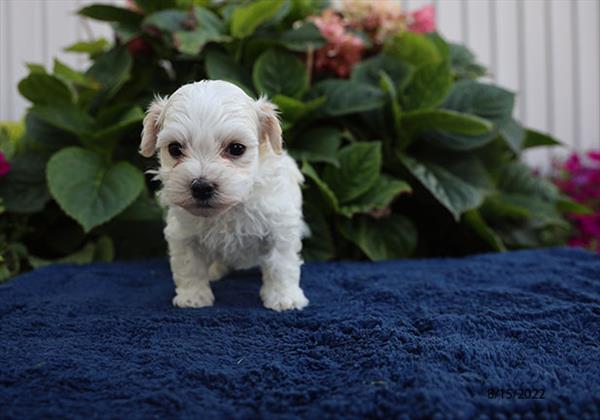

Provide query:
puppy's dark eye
left=168, top=142, right=183, bottom=158
left=227, top=142, right=246, bottom=157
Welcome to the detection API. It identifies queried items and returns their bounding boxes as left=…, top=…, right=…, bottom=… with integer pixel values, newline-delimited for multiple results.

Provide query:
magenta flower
left=0, top=152, right=10, bottom=178
left=406, top=5, right=436, bottom=34
left=553, top=151, right=600, bottom=253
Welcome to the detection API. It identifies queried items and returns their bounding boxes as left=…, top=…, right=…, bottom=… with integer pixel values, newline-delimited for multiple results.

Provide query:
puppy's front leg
left=168, top=237, right=214, bottom=308
left=260, top=244, right=308, bottom=312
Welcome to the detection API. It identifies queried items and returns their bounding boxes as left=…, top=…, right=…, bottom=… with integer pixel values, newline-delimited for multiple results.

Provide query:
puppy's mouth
left=176, top=198, right=235, bottom=217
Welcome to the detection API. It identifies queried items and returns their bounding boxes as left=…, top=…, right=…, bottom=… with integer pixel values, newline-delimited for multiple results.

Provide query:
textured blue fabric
left=1, top=248, right=599, bottom=419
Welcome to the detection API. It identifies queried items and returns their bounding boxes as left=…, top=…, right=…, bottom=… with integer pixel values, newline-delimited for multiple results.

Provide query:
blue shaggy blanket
left=1, top=248, right=599, bottom=418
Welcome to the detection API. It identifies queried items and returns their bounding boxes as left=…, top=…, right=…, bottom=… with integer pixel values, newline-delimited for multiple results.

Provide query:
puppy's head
left=140, top=80, right=282, bottom=217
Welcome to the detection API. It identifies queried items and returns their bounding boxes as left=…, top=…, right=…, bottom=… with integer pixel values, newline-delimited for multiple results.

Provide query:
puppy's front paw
left=260, top=286, right=309, bottom=312
left=172, top=286, right=214, bottom=308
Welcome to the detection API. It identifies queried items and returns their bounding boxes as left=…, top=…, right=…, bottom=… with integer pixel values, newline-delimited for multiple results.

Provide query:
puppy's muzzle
left=191, top=179, right=216, bottom=201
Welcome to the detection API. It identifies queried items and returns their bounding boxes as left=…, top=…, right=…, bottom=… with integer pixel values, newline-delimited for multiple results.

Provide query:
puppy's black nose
left=191, top=179, right=215, bottom=200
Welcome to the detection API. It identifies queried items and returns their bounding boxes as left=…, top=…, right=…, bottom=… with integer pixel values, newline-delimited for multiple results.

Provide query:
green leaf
left=0, top=153, right=49, bottom=213
left=53, top=59, right=100, bottom=90
left=401, top=109, right=493, bottom=136
left=271, top=95, right=324, bottom=123
left=94, top=105, right=144, bottom=140
left=522, top=129, right=562, bottom=149
left=443, top=80, right=515, bottom=123
left=324, top=142, right=381, bottom=203
left=64, top=39, right=110, bottom=55
left=133, top=0, right=178, bottom=14
left=78, top=5, right=143, bottom=25
left=384, top=32, right=442, bottom=67
left=463, top=209, right=506, bottom=251
left=449, top=43, right=487, bottom=79
left=339, top=175, right=411, bottom=217
left=556, top=198, right=592, bottom=215
left=400, top=154, right=484, bottom=220
left=253, top=49, right=308, bottom=98
left=302, top=201, right=335, bottom=261
left=30, top=104, right=95, bottom=137
left=29, top=242, right=96, bottom=269
left=402, top=60, right=452, bottom=111
left=174, top=8, right=230, bottom=55
left=143, top=9, right=188, bottom=32
left=18, top=73, right=73, bottom=106
left=278, top=22, right=325, bottom=51
left=310, top=80, right=386, bottom=116
left=289, top=125, right=342, bottom=167
left=498, top=162, right=558, bottom=201
left=498, top=118, right=525, bottom=153
left=86, top=47, right=132, bottom=100
left=47, top=147, right=145, bottom=232
left=339, top=215, right=417, bottom=260
left=351, top=53, right=414, bottom=89
left=301, top=161, right=339, bottom=212
left=117, top=190, right=163, bottom=221
left=204, top=50, right=253, bottom=94
left=379, top=71, right=402, bottom=138
left=230, top=0, right=285, bottom=38
left=427, top=80, right=515, bottom=150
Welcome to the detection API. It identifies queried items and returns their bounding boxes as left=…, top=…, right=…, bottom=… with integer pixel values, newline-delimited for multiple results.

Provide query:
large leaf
left=204, top=50, right=253, bottom=93
left=86, top=47, right=132, bottom=100
left=78, top=5, right=142, bottom=26
left=53, top=59, right=100, bottom=90
left=339, top=215, right=417, bottom=260
left=174, top=8, right=229, bottom=55
left=271, top=95, right=324, bottom=124
left=301, top=161, right=338, bottom=212
left=400, top=154, right=484, bottom=220
left=278, top=22, right=325, bottom=52
left=401, top=109, right=493, bottom=136
left=351, top=53, right=414, bottom=89
left=402, top=60, right=453, bottom=111
left=64, top=39, right=109, bottom=55
left=47, top=147, right=145, bottom=232
left=498, top=162, right=558, bottom=201
left=0, top=153, right=49, bottom=213
left=522, top=129, right=562, bottom=149
left=30, top=105, right=95, bottom=137
left=339, top=175, right=411, bottom=217
left=289, top=126, right=342, bottom=167
left=384, top=32, right=443, bottom=67
left=143, top=10, right=188, bottom=32
left=94, top=105, right=144, bottom=140
left=310, top=80, right=386, bottom=116
left=449, top=43, right=486, bottom=80
left=230, top=0, right=285, bottom=38
left=324, top=142, right=382, bottom=203
left=253, top=49, right=308, bottom=98
left=18, top=73, right=73, bottom=106
left=427, top=80, right=515, bottom=150
left=132, top=0, right=177, bottom=14
left=498, top=118, right=525, bottom=153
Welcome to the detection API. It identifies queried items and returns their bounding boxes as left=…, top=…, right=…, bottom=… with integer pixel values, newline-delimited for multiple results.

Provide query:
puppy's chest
left=193, top=207, right=271, bottom=266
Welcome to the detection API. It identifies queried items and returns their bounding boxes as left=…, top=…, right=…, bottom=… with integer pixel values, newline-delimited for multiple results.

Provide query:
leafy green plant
left=0, top=0, right=580, bottom=278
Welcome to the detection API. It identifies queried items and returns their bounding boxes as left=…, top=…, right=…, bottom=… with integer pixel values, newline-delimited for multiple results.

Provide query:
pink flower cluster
left=553, top=151, right=600, bottom=252
left=312, top=3, right=436, bottom=78
left=0, top=152, right=10, bottom=178
left=312, top=10, right=365, bottom=78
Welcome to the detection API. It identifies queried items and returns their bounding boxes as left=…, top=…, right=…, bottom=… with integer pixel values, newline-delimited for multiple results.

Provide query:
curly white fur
left=140, top=80, right=308, bottom=311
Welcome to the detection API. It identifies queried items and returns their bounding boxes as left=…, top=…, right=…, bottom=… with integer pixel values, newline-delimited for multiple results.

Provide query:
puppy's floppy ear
left=140, top=96, right=168, bottom=158
left=255, top=96, right=283, bottom=154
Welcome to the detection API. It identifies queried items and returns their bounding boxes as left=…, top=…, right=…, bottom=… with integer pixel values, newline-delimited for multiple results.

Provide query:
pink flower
left=406, top=5, right=436, bottom=33
left=0, top=152, right=10, bottom=178
left=553, top=150, right=600, bottom=253
left=312, top=10, right=364, bottom=78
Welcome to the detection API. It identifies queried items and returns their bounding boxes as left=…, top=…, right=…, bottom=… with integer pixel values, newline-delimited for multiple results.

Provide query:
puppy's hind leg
left=168, top=238, right=214, bottom=308
left=208, top=261, right=229, bottom=282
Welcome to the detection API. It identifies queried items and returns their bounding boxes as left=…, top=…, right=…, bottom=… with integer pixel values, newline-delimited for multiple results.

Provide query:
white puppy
left=140, top=80, right=308, bottom=311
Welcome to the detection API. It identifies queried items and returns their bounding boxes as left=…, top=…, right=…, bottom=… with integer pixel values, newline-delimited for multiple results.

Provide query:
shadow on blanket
left=1, top=248, right=599, bottom=418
